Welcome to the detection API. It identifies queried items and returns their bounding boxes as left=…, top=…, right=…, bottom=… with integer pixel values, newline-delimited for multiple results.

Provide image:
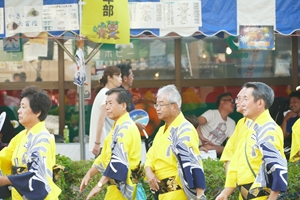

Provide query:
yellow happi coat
left=289, top=118, right=300, bottom=162
left=220, top=117, right=248, bottom=163
left=226, top=110, right=287, bottom=200
left=93, top=112, right=141, bottom=200
left=0, top=121, right=61, bottom=200
left=145, top=112, right=206, bottom=200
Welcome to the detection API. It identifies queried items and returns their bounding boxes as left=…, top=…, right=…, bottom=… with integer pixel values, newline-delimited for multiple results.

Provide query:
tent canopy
left=0, top=0, right=299, bottom=39
left=129, top=0, right=300, bottom=37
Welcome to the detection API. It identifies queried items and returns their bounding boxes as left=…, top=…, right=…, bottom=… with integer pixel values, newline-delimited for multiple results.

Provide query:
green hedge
left=54, top=155, right=300, bottom=200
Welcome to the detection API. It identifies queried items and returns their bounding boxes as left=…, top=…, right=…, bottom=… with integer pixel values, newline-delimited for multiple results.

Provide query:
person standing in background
left=116, top=63, right=145, bottom=131
left=13, top=73, right=21, bottom=82
left=88, top=66, right=122, bottom=156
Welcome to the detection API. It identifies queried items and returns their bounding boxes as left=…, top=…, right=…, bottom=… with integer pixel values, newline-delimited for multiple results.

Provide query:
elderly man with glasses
left=197, top=92, right=236, bottom=157
left=145, top=84, right=206, bottom=200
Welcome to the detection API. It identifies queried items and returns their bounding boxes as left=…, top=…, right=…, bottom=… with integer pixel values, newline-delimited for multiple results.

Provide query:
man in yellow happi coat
left=80, top=88, right=142, bottom=200
left=217, top=82, right=287, bottom=200
left=289, top=118, right=300, bottom=162
left=220, top=87, right=248, bottom=172
left=145, top=84, right=206, bottom=200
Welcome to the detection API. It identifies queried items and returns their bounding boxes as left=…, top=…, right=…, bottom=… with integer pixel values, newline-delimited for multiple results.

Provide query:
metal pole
left=78, top=85, right=86, bottom=160
left=78, top=0, right=86, bottom=160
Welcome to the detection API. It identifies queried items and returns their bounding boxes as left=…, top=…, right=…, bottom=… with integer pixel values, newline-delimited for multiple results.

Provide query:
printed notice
left=42, top=4, right=79, bottom=32
left=164, top=1, right=201, bottom=27
left=5, top=6, right=43, bottom=37
left=0, top=8, right=3, bottom=34
left=129, top=2, right=163, bottom=29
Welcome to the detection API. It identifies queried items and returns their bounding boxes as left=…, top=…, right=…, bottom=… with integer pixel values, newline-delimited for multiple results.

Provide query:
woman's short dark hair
left=20, top=85, right=51, bottom=121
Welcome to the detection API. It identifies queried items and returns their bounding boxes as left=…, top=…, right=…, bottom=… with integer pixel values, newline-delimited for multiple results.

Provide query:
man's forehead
left=243, top=88, right=254, bottom=96
left=156, top=96, right=167, bottom=102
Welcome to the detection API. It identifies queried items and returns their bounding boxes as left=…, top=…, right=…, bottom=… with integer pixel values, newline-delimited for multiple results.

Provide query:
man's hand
left=199, top=146, right=208, bottom=152
left=215, top=193, right=228, bottom=200
left=86, top=185, right=102, bottom=200
left=216, top=188, right=235, bottom=200
left=92, top=144, right=100, bottom=156
left=80, top=173, right=91, bottom=192
left=145, top=167, right=160, bottom=192
left=135, top=122, right=146, bottom=131
left=284, top=111, right=297, bottom=121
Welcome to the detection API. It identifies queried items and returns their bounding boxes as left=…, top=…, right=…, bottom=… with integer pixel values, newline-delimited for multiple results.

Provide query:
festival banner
left=81, top=0, right=130, bottom=44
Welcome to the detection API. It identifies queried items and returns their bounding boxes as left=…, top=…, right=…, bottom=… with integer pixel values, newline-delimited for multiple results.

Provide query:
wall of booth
left=0, top=34, right=298, bottom=143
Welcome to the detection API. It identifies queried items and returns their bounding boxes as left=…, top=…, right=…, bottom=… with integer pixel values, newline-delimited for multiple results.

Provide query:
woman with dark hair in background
left=89, top=66, right=122, bottom=156
left=0, top=85, right=61, bottom=199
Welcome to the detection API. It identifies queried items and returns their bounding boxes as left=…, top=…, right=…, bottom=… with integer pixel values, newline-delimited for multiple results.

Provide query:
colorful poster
left=129, top=2, right=163, bottom=29
left=42, top=4, right=79, bottom=32
left=5, top=0, right=43, bottom=37
left=81, top=0, right=130, bottom=44
left=3, top=36, right=21, bottom=51
left=239, top=25, right=274, bottom=50
left=0, top=40, right=23, bottom=61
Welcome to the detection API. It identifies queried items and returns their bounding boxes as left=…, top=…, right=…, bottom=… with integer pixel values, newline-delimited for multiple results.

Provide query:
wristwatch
left=196, top=194, right=206, bottom=200
left=97, top=182, right=103, bottom=189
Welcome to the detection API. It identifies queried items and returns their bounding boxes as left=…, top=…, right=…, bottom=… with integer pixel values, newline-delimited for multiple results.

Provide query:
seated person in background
left=185, top=115, right=208, bottom=152
left=281, top=91, right=300, bottom=159
left=197, top=92, right=236, bottom=156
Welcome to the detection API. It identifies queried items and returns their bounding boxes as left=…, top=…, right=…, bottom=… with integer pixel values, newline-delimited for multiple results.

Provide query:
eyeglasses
left=222, top=99, right=234, bottom=104
left=154, top=103, right=175, bottom=109
left=235, top=97, right=248, bottom=103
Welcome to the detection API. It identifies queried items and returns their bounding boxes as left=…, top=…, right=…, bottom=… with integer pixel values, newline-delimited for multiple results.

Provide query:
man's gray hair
left=243, top=82, right=274, bottom=109
left=157, top=84, right=182, bottom=110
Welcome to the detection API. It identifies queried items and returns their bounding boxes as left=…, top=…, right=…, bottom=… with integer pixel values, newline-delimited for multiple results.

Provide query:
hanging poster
left=3, top=36, right=21, bottom=52
left=73, top=48, right=87, bottom=87
left=29, top=32, right=48, bottom=57
left=129, top=2, right=163, bottom=29
left=0, top=7, right=3, bottom=35
left=239, top=25, right=274, bottom=50
left=164, top=1, right=201, bottom=28
left=81, top=0, right=130, bottom=44
left=5, top=0, right=43, bottom=37
left=42, top=4, right=79, bottom=32
left=0, top=40, right=23, bottom=61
